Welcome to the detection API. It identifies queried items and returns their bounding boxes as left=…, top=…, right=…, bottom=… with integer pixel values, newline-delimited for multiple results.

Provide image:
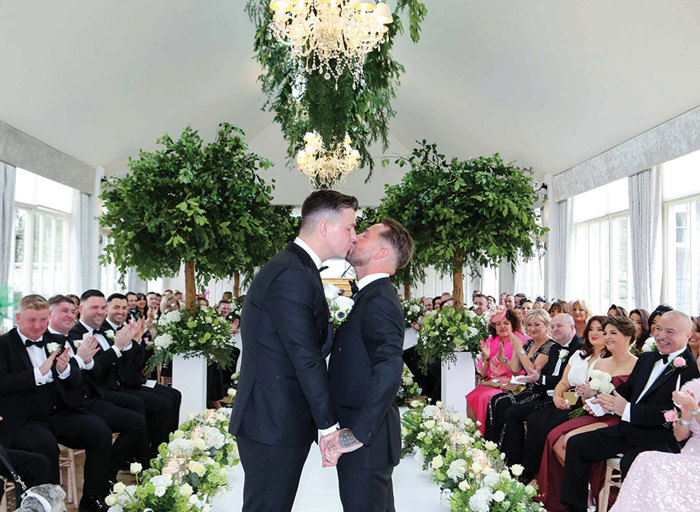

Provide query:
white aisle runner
left=212, top=448, right=443, bottom=511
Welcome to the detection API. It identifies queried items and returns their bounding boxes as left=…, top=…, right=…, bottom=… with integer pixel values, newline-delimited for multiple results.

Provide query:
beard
left=346, top=245, right=372, bottom=268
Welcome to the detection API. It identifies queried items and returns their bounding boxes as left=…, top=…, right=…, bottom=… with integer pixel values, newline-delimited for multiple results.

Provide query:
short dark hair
left=146, top=291, right=157, bottom=297
left=602, top=314, right=637, bottom=343
left=379, top=217, right=414, bottom=269
left=217, top=299, right=231, bottom=307
left=48, top=294, right=74, bottom=308
left=107, top=293, right=127, bottom=303
left=474, top=293, right=487, bottom=301
left=300, top=190, right=358, bottom=230
left=125, top=291, right=136, bottom=298
left=80, top=289, right=105, bottom=303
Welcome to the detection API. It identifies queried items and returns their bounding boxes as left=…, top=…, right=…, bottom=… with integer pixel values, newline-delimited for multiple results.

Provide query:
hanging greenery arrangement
left=245, top=0, right=427, bottom=184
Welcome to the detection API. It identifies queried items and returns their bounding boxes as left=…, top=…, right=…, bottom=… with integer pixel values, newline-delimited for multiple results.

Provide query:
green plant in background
left=99, top=123, right=280, bottom=310
left=245, top=0, right=427, bottom=186
left=382, top=141, right=547, bottom=310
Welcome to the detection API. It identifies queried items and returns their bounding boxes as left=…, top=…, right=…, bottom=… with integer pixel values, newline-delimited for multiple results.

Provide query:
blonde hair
left=572, top=299, right=593, bottom=322
left=524, top=308, right=551, bottom=326
left=19, top=294, right=49, bottom=312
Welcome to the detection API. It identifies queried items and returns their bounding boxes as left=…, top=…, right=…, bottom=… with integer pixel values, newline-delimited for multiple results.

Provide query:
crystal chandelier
left=269, top=0, right=393, bottom=88
left=296, top=132, right=361, bottom=186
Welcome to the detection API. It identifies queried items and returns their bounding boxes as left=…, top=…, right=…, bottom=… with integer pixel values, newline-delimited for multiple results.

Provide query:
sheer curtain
left=0, top=162, right=16, bottom=285
left=71, top=189, right=92, bottom=292
left=546, top=196, right=573, bottom=301
left=628, top=167, right=662, bottom=311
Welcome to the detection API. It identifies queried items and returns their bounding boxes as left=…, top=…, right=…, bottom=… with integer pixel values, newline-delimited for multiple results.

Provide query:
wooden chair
left=58, top=445, right=82, bottom=504
left=598, top=457, right=622, bottom=512
left=0, top=478, right=14, bottom=512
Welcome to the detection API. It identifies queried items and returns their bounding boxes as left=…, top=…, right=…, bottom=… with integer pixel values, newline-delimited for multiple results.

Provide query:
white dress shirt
left=294, top=237, right=324, bottom=269
left=622, top=347, right=687, bottom=422
left=79, top=319, right=129, bottom=357
left=49, top=326, right=94, bottom=370
left=17, top=329, right=71, bottom=385
left=356, top=273, right=390, bottom=291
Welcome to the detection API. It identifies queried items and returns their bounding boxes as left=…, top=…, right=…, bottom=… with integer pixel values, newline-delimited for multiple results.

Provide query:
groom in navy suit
left=561, top=310, right=700, bottom=512
left=229, top=190, right=358, bottom=512
left=326, top=218, right=414, bottom=512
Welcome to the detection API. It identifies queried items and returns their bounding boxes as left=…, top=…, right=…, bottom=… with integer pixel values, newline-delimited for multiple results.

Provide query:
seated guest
left=134, top=292, right=148, bottom=320
left=484, top=309, right=554, bottom=443
left=500, top=313, right=584, bottom=470
left=628, top=308, right=650, bottom=353
left=160, top=293, right=180, bottom=314
left=607, top=304, right=628, bottom=317
left=537, top=315, right=637, bottom=511
left=466, top=306, right=528, bottom=434
left=689, top=316, right=699, bottom=362
left=646, top=304, right=674, bottom=339
left=609, top=377, right=700, bottom=511
left=46, top=295, right=149, bottom=468
left=549, top=299, right=570, bottom=317
left=560, top=311, right=700, bottom=512
left=520, top=300, right=532, bottom=316
left=0, top=295, right=114, bottom=512
left=197, top=297, right=209, bottom=307
left=571, top=299, right=593, bottom=339
left=472, top=294, right=489, bottom=316
left=0, top=422, right=51, bottom=501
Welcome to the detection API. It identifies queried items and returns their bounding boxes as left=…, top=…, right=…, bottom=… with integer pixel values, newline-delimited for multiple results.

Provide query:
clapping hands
left=319, top=428, right=363, bottom=467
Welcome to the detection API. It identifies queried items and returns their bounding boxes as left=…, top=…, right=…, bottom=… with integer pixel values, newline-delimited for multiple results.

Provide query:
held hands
left=77, top=337, right=99, bottom=364
left=593, top=390, right=628, bottom=416
left=320, top=428, right=363, bottom=467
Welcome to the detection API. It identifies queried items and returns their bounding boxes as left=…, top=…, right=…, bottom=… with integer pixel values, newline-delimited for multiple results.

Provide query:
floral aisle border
left=105, top=408, right=239, bottom=512
left=401, top=400, right=545, bottom=512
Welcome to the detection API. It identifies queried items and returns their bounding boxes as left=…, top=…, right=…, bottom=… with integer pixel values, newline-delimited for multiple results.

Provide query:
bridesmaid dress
left=609, top=378, right=700, bottom=512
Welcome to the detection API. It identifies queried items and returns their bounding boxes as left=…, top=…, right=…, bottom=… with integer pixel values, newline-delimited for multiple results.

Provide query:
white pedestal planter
left=403, top=328, right=418, bottom=350
left=172, top=354, right=207, bottom=424
left=441, top=351, right=476, bottom=419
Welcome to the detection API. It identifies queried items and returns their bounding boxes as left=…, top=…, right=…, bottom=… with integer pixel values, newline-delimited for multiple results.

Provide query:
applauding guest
left=560, top=311, right=700, bottom=512
left=466, top=306, right=528, bottom=434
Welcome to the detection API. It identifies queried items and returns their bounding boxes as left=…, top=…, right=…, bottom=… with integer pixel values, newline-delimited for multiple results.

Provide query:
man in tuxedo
left=561, top=311, right=700, bottom=512
left=516, top=313, right=581, bottom=479
left=0, top=418, right=51, bottom=501
left=229, top=190, right=358, bottom=512
left=325, top=218, right=414, bottom=512
left=0, top=294, right=113, bottom=512
left=68, top=290, right=172, bottom=458
left=46, top=295, right=150, bottom=467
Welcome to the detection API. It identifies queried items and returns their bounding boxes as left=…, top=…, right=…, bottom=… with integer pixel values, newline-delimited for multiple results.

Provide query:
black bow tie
left=318, top=265, right=329, bottom=273
left=92, top=328, right=107, bottom=337
left=24, top=339, right=45, bottom=349
left=653, top=352, right=669, bottom=364
left=349, top=280, right=359, bottom=295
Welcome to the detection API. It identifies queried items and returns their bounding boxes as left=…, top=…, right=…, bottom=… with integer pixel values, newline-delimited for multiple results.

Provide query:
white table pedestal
left=172, top=354, right=207, bottom=424
left=441, top=351, right=476, bottom=420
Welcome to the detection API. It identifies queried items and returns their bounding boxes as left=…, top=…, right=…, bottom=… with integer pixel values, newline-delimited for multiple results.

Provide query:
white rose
left=493, top=490, right=505, bottom=502
left=130, top=462, right=142, bottom=474
left=179, top=483, right=193, bottom=497
left=423, top=419, right=435, bottom=429
left=105, top=495, right=117, bottom=507
left=105, top=330, right=115, bottom=339
left=510, top=463, right=524, bottom=477
left=173, top=429, right=184, bottom=439
left=417, top=432, right=426, bottom=440
left=112, top=482, right=126, bottom=495
left=431, top=455, right=444, bottom=469
left=458, top=479, right=470, bottom=491
left=484, top=441, right=498, bottom=451
left=46, top=342, right=61, bottom=353
left=154, top=485, right=167, bottom=497
left=435, top=401, right=443, bottom=408
left=324, top=284, right=341, bottom=300
left=193, top=437, right=206, bottom=450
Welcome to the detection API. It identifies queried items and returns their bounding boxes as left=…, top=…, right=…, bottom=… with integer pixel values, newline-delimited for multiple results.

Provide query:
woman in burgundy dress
left=537, top=314, right=638, bottom=511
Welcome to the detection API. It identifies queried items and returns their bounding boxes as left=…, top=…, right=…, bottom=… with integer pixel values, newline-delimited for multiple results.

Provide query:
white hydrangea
left=483, top=471, right=501, bottom=487
left=159, top=310, right=182, bottom=326
left=202, top=425, right=225, bottom=449
left=446, top=459, right=467, bottom=481
left=468, top=487, right=493, bottom=512
left=107, top=506, right=123, bottom=512
left=422, top=405, right=441, bottom=419
left=154, top=333, right=174, bottom=349
left=439, top=489, right=453, bottom=507
left=167, top=438, right=195, bottom=457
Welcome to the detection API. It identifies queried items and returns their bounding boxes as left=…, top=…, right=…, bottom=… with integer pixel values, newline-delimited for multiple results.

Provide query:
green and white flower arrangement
left=324, top=283, right=354, bottom=326
left=146, top=306, right=237, bottom=374
left=396, top=365, right=421, bottom=406
left=415, top=307, right=489, bottom=371
left=401, top=298, right=425, bottom=329
left=642, top=336, right=658, bottom=353
left=105, top=408, right=239, bottom=512
left=401, top=401, right=544, bottom=512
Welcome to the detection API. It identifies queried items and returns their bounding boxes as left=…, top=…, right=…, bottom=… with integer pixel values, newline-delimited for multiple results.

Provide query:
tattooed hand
left=320, top=428, right=363, bottom=467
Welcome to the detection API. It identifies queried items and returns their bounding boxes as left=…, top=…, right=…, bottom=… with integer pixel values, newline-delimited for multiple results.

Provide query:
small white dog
left=17, top=484, right=66, bottom=512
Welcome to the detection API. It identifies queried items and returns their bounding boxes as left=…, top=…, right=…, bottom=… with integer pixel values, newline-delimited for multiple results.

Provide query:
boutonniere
left=324, top=283, right=354, bottom=325
left=105, top=330, right=115, bottom=340
left=641, top=337, right=658, bottom=353
left=46, top=342, right=61, bottom=354
left=558, top=348, right=569, bottom=361
left=665, top=356, right=687, bottom=375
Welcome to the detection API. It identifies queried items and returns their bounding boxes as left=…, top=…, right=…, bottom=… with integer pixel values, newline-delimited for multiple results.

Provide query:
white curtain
left=546, top=196, right=573, bottom=301
left=628, top=167, right=662, bottom=311
left=71, top=190, right=92, bottom=292
left=0, top=162, right=16, bottom=285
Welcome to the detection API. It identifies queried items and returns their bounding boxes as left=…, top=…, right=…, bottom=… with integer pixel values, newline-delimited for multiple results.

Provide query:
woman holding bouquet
left=466, top=306, right=528, bottom=434
left=609, top=377, right=700, bottom=511
left=537, top=315, right=638, bottom=512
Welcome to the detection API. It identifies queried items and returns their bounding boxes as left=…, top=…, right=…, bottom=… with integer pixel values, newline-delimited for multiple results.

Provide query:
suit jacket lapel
left=640, top=347, right=694, bottom=400
left=286, top=242, right=325, bottom=299
left=10, top=329, right=34, bottom=370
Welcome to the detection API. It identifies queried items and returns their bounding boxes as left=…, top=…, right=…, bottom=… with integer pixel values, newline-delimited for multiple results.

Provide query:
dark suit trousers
left=118, top=387, right=172, bottom=456
left=561, top=426, right=648, bottom=510
left=88, top=398, right=150, bottom=468
left=337, top=465, right=395, bottom=512
left=498, top=399, right=546, bottom=464
left=237, top=434, right=311, bottom=512
left=150, top=383, right=181, bottom=433
left=522, top=405, right=572, bottom=476
left=11, top=413, right=112, bottom=498
left=1, top=448, right=51, bottom=490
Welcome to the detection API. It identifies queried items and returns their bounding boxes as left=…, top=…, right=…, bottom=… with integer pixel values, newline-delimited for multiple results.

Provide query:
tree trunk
left=453, top=251, right=464, bottom=310
left=233, top=271, right=240, bottom=299
left=403, top=282, right=411, bottom=300
left=185, top=260, right=197, bottom=313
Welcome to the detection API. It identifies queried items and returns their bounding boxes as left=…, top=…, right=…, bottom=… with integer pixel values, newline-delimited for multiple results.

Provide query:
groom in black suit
left=229, top=190, right=358, bottom=512
left=561, top=310, right=700, bottom=512
left=326, top=218, right=414, bottom=512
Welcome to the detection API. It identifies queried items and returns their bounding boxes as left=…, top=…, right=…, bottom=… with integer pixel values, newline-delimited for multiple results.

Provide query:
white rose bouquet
left=401, top=298, right=425, bottom=329
left=325, top=284, right=354, bottom=325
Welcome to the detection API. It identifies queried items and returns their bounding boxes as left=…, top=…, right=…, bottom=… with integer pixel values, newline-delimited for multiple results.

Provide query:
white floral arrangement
left=396, top=365, right=421, bottom=405
left=642, top=336, right=658, bottom=353
left=401, top=401, right=544, bottom=512
left=324, top=283, right=354, bottom=326
left=588, top=369, right=615, bottom=394
left=105, top=407, right=238, bottom=512
left=401, top=298, right=425, bottom=329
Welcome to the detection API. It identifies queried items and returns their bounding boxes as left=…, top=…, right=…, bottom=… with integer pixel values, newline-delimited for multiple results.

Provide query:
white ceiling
left=1, top=0, right=699, bottom=204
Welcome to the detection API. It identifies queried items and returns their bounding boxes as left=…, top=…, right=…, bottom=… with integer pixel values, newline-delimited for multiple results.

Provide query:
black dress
left=483, top=338, right=554, bottom=443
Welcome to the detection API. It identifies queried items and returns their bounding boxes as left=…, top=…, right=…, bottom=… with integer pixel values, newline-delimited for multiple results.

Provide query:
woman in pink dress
left=537, top=314, right=638, bottom=511
left=610, top=377, right=700, bottom=511
left=466, top=306, right=528, bottom=434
